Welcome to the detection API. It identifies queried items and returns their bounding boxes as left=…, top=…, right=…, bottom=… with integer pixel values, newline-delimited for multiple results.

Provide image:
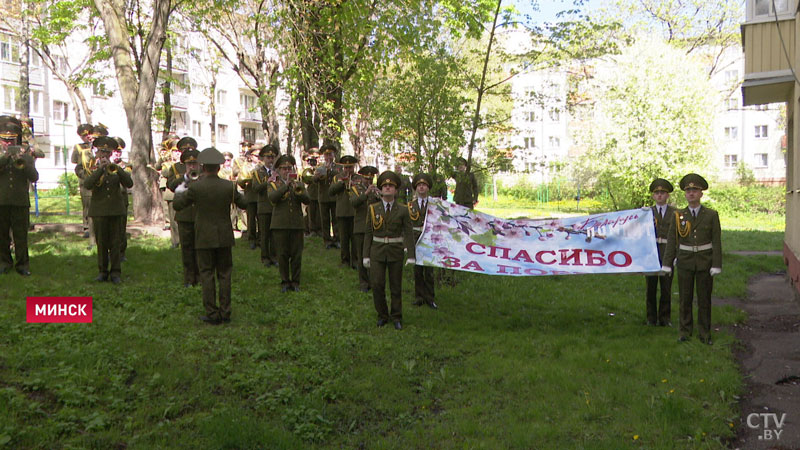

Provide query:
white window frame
left=53, top=100, right=69, bottom=122
left=724, top=154, right=738, bottom=168
left=0, top=34, right=19, bottom=63
left=754, top=153, right=768, bottom=167
left=754, top=125, right=768, bottom=138
left=218, top=124, right=228, bottom=143
left=724, top=126, right=738, bottom=140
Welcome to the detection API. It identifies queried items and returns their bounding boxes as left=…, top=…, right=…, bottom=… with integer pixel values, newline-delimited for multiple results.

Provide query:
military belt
left=373, top=236, right=403, bottom=244
left=412, top=226, right=423, bottom=232
left=679, top=243, right=712, bottom=252
left=655, top=238, right=668, bottom=244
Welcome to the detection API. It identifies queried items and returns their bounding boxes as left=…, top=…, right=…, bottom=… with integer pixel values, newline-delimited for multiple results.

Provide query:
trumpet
left=188, top=170, right=200, bottom=181
left=107, top=163, right=119, bottom=174
left=4, top=145, right=26, bottom=169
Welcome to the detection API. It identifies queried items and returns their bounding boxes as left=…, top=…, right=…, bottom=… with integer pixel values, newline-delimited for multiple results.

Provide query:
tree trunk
left=94, top=0, right=172, bottom=225
left=161, top=46, right=173, bottom=141
left=465, top=0, right=502, bottom=176
left=298, top=82, right=318, bottom=150
left=18, top=13, right=30, bottom=121
left=209, top=79, right=217, bottom=146
left=286, top=90, right=295, bottom=157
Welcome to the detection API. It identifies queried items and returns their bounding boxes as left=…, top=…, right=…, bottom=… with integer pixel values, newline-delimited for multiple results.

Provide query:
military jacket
left=315, top=163, right=339, bottom=203
left=268, top=179, right=310, bottom=230
left=83, top=164, right=133, bottom=216
left=652, top=204, right=676, bottom=259
left=453, top=171, right=478, bottom=206
left=363, top=200, right=416, bottom=263
left=235, top=161, right=260, bottom=204
left=662, top=205, right=722, bottom=272
left=301, top=167, right=319, bottom=200
left=329, top=176, right=356, bottom=217
left=349, top=184, right=379, bottom=234
left=160, top=161, right=181, bottom=200
left=167, top=166, right=196, bottom=222
left=173, top=174, right=247, bottom=249
left=252, top=165, right=275, bottom=214
left=408, top=196, right=430, bottom=241
left=0, top=153, right=38, bottom=207
left=71, top=143, right=92, bottom=169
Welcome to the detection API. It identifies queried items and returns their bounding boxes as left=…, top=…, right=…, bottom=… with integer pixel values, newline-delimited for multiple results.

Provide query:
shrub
left=55, top=173, right=80, bottom=196
left=703, top=184, right=784, bottom=216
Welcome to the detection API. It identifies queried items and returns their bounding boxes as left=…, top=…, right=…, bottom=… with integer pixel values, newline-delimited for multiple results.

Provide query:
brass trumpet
left=188, top=170, right=200, bottom=181
left=4, top=146, right=26, bottom=169
left=107, top=163, right=119, bottom=174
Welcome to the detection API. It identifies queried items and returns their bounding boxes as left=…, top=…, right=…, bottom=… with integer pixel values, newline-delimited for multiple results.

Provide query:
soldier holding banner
left=645, top=178, right=675, bottom=326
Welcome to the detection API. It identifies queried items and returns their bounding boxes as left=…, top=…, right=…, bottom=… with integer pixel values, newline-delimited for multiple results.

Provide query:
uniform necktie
left=421, top=199, right=426, bottom=211
left=658, top=207, right=663, bottom=219
left=386, top=203, right=391, bottom=214
left=692, top=209, right=697, bottom=218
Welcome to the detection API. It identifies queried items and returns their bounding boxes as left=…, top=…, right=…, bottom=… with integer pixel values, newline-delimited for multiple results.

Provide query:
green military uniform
left=453, top=157, right=478, bottom=208
left=329, top=155, right=358, bottom=268
left=363, top=171, right=416, bottom=328
left=236, top=150, right=260, bottom=249
left=409, top=173, right=436, bottom=309
left=662, top=174, right=722, bottom=343
left=301, top=151, right=321, bottom=236
left=71, top=123, right=95, bottom=237
left=349, top=166, right=380, bottom=291
left=252, top=145, right=278, bottom=266
left=0, top=119, right=39, bottom=275
left=161, top=157, right=181, bottom=248
left=268, top=154, right=311, bottom=292
left=167, top=148, right=200, bottom=286
left=316, top=144, right=339, bottom=248
left=646, top=178, right=676, bottom=326
left=111, top=137, right=131, bottom=261
left=84, top=136, right=133, bottom=284
left=174, top=148, right=248, bottom=324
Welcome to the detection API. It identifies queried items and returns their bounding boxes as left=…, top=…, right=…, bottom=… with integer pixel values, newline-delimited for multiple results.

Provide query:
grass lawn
left=0, top=205, right=787, bottom=448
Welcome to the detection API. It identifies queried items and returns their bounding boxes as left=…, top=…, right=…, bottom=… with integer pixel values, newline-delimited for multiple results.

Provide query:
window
left=549, top=109, right=560, bottom=121
left=30, top=90, right=41, bottom=115
left=755, top=125, right=768, bottom=138
left=53, top=100, right=69, bottom=122
left=92, top=81, right=103, bottom=96
left=525, top=111, right=535, bottom=122
left=170, top=111, right=187, bottom=133
left=754, top=104, right=768, bottom=111
left=218, top=124, right=228, bottom=142
left=3, top=85, right=18, bottom=111
left=52, top=54, right=69, bottom=73
left=727, top=97, right=738, bottom=110
left=240, top=94, right=257, bottom=110
left=216, top=89, right=227, bottom=105
left=242, top=127, right=256, bottom=143
left=523, top=136, right=535, bottom=149
left=724, top=154, right=738, bottom=168
left=548, top=136, right=560, bottom=148
left=755, top=0, right=788, bottom=17
left=29, top=50, right=41, bottom=68
left=724, top=126, right=738, bottom=140
left=754, top=153, right=768, bottom=167
left=192, top=120, right=203, bottom=137
left=724, top=70, right=739, bottom=83
left=0, top=34, right=19, bottom=62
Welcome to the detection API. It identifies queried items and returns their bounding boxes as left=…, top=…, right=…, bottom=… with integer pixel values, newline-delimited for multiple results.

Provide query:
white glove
left=175, top=183, right=188, bottom=194
left=405, top=258, right=416, bottom=266
left=362, top=258, right=370, bottom=269
left=710, top=267, right=721, bottom=277
left=659, top=265, right=672, bottom=276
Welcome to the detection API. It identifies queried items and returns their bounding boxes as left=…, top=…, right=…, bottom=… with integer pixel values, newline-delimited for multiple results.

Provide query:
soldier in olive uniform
left=350, top=166, right=380, bottom=292
left=167, top=147, right=201, bottom=287
left=85, top=136, right=133, bottom=284
left=220, top=151, right=241, bottom=231
left=453, top=157, right=479, bottom=208
left=410, top=173, right=437, bottom=309
left=661, top=174, right=722, bottom=344
left=237, top=147, right=261, bottom=250
left=173, top=148, right=248, bottom=324
left=268, top=154, right=310, bottom=292
left=645, top=178, right=676, bottom=326
left=111, top=137, right=132, bottom=262
left=252, top=145, right=278, bottom=266
left=329, top=155, right=358, bottom=268
left=0, top=118, right=39, bottom=276
left=363, top=171, right=416, bottom=330
left=160, top=137, right=183, bottom=248
left=71, top=123, right=95, bottom=238
left=315, top=144, right=339, bottom=249
left=301, top=149, right=322, bottom=236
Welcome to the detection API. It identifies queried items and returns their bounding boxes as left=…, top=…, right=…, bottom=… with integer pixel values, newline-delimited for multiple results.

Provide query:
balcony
left=741, top=0, right=797, bottom=105
left=171, top=94, right=189, bottom=110
left=238, top=110, right=261, bottom=122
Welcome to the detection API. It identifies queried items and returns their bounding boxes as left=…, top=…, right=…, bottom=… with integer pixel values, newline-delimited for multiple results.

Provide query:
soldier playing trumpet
left=329, top=155, right=358, bottom=268
left=349, top=165, right=380, bottom=292
left=0, top=117, right=39, bottom=276
left=168, top=148, right=201, bottom=287
left=252, top=145, right=279, bottom=266
left=315, top=144, right=339, bottom=249
left=268, top=154, right=310, bottom=292
left=85, top=136, right=133, bottom=284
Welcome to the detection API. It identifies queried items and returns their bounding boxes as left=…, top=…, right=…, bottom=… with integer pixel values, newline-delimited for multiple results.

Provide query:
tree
left=183, top=0, right=282, bottom=148
left=93, top=0, right=183, bottom=224
left=574, top=39, right=716, bottom=209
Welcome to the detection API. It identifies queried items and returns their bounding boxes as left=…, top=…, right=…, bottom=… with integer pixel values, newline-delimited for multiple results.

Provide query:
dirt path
left=717, top=272, right=800, bottom=449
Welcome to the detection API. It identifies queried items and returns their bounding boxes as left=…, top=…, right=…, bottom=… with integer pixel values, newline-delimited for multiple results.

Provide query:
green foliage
left=735, top=161, right=756, bottom=187
left=51, top=172, right=80, bottom=196
left=497, top=175, right=579, bottom=203
left=574, top=39, right=716, bottom=210
left=704, top=184, right=785, bottom=216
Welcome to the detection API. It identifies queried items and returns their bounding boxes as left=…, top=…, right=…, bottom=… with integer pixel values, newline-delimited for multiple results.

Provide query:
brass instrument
left=4, top=146, right=26, bottom=169
left=188, top=170, right=200, bottom=181
left=107, top=163, right=119, bottom=175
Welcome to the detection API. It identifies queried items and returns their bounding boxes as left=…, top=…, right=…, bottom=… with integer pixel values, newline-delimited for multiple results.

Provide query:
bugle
left=188, top=170, right=200, bottom=181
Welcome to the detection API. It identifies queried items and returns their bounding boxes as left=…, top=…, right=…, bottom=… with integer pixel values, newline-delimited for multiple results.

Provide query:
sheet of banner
left=416, top=199, right=661, bottom=276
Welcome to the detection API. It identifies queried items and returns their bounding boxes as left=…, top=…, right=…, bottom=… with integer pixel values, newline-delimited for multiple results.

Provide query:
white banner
left=416, top=199, right=661, bottom=276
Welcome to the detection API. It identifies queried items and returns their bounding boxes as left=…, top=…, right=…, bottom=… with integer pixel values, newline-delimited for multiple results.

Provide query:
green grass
left=0, top=209, right=788, bottom=448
